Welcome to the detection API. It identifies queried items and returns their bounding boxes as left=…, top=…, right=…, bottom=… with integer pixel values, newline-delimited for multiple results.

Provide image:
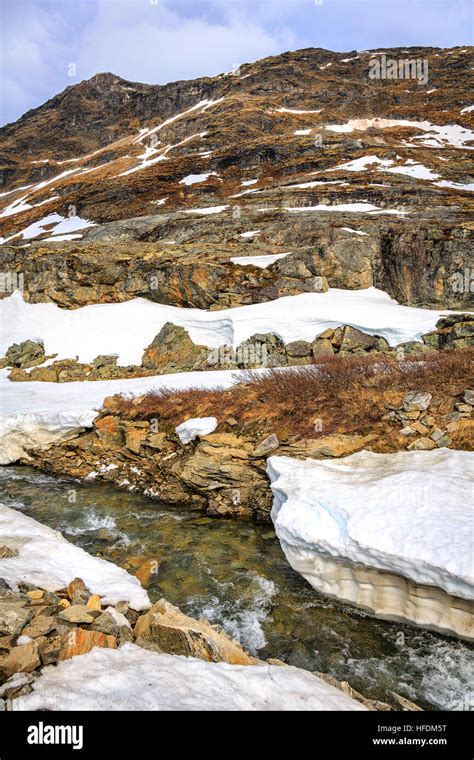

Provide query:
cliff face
left=1, top=46, right=473, bottom=309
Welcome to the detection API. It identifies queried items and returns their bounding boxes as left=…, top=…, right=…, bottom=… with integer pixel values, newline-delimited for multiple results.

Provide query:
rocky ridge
left=1, top=46, right=473, bottom=310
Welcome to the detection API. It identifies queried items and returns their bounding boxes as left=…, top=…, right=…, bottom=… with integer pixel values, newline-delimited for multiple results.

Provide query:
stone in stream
left=134, top=598, right=253, bottom=665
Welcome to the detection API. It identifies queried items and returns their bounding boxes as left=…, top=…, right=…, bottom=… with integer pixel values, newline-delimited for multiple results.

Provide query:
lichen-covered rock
left=142, top=322, right=208, bottom=372
left=5, top=340, right=45, bottom=369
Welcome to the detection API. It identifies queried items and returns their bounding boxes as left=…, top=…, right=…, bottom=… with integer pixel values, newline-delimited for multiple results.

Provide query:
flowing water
left=1, top=465, right=472, bottom=711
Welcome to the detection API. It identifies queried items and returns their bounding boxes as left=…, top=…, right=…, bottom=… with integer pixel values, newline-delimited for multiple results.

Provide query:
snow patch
left=0, top=504, right=150, bottom=609
left=175, top=417, right=217, bottom=444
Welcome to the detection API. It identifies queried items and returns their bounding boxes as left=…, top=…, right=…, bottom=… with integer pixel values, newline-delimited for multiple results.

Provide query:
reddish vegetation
left=108, top=350, right=474, bottom=442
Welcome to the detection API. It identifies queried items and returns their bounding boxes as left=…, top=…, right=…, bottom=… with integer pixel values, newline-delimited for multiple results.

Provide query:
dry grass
left=110, top=350, right=474, bottom=440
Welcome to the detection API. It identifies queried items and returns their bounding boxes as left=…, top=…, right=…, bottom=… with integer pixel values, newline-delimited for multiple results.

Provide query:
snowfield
left=16, top=643, right=365, bottom=711
left=0, top=504, right=150, bottom=610
left=0, top=288, right=453, bottom=367
left=268, top=450, right=474, bottom=639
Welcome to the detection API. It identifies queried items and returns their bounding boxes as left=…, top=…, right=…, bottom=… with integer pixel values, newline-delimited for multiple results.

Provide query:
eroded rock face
left=1, top=47, right=473, bottom=311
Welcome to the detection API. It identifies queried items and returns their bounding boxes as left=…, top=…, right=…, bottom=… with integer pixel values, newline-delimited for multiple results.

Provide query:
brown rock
left=38, top=635, right=62, bottom=665
left=339, top=326, right=378, bottom=352
left=67, top=578, right=90, bottom=605
left=21, top=616, right=56, bottom=639
left=0, top=642, right=40, bottom=679
left=407, top=437, right=437, bottom=451
left=86, top=595, right=102, bottom=611
left=58, top=628, right=117, bottom=660
left=124, top=425, right=149, bottom=454
left=134, top=599, right=252, bottom=665
left=95, top=415, right=124, bottom=446
left=58, top=605, right=95, bottom=624
left=25, top=590, right=44, bottom=601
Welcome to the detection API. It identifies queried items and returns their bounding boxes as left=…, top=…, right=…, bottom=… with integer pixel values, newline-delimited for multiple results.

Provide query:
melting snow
left=16, top=643, right=364, bottom=711
left=0, top=503, right=150, bottom=609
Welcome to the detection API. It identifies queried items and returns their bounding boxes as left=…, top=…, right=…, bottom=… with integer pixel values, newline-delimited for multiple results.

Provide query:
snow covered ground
left=16, top=643, right=365, bottom=711
left=268, top=450, right=474, bottom=639
left=0, top=504, right=150, bottom=609
left=0, top=288, right=453, bottom=367
left=0, top=367, right=250, bottom=464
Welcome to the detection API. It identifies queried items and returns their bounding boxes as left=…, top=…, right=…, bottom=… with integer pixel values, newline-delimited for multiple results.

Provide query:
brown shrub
left=109, top=349, right=474, bottom=440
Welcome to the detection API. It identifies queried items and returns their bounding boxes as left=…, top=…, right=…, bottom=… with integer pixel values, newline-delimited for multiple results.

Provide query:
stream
left=0, top=464, right=472, bottom=711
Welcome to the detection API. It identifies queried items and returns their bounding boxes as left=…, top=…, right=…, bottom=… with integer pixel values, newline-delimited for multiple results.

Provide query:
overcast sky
left=1, top=0, right=472, bottom=126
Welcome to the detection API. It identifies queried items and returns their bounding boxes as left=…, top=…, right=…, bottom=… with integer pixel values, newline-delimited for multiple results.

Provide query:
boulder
left=58, top=605, right=96, bottom=624
left=407, top=437, right=437, bottom=451
left=0, top=642, right=41, bottom=679
left=133, top=599, right=252, bottom=665
left=339, top=326, right=378, bottom=353
left=5, top=340, right=45, bottom=369
left=286, top=340, right=312, bottom=358
left=237, top=333, right=286, bottom=368
left=92, top=354, right=118, bottom=369
left=58, top=628, right=117, bottom=660
left=67, top=578, right=90, bottom=606
left=311, top=338, right=334, bottom=357
left=0, top=591, right=32, bottom=637
left=25, top=366, right=58, bottom=382
left=142, top=323, right=207, bottom=372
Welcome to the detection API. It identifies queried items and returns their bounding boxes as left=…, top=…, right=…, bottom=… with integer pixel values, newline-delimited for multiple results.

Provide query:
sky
left=1, top=0, right=472, bottom=126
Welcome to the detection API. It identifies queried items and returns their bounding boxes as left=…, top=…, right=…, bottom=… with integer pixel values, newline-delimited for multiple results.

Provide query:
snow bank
left=175, top=417, right=217, bottom=444
left=0, top=409, right=96, bottom=465
left=16, top=643, right=365, bottom=711
left=0, top=288, right=454, bottom=367
left=0, top=367, right=252, bottom=464
left=0, top=504, right=150, bottom=610
left=268, top=450, right=474, bottom=639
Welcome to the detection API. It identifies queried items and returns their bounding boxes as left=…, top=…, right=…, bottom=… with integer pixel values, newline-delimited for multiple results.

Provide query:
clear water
left=1, top=465, right=472, bottom=711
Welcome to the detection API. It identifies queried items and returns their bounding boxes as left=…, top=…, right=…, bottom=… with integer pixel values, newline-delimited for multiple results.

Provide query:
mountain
left=1, top=46, right=473, bottom=309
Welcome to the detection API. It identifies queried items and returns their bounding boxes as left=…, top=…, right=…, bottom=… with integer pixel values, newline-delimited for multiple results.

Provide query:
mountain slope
left=1, top=46, right=473, bottom=309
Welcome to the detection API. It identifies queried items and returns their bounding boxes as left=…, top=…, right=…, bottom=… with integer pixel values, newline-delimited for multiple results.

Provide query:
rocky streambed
left=0, top=465, right=472, bottom=711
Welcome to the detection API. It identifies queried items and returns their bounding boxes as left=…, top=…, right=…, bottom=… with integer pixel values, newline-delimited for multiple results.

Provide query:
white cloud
left=75, top=1, right=295, bottom=84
